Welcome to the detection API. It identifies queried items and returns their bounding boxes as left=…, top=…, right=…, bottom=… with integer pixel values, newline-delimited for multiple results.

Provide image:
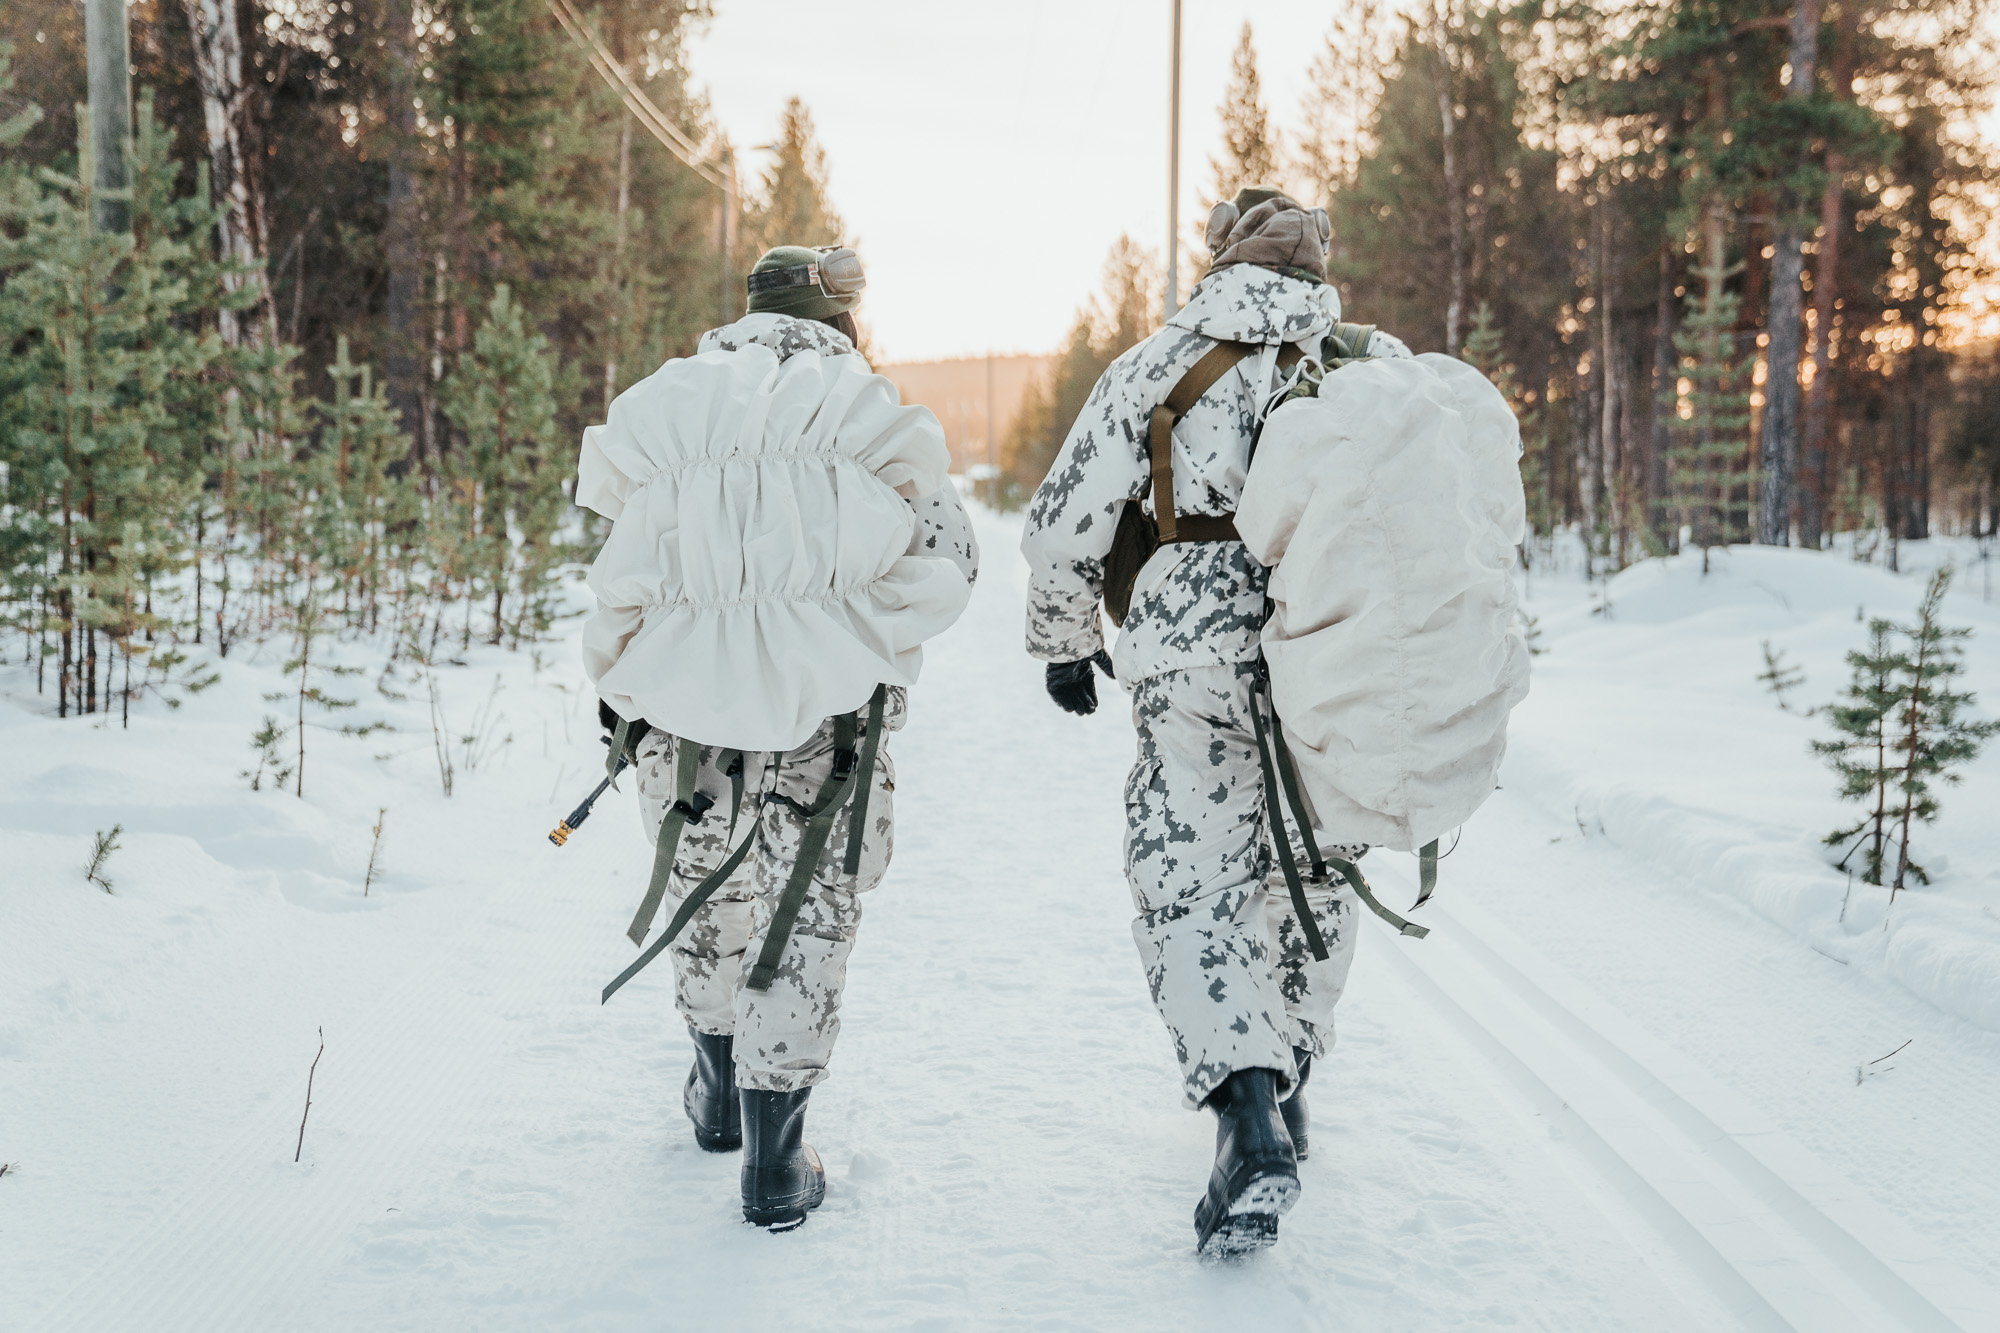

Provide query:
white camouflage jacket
left=1019, top=265, right=1406, bottom=684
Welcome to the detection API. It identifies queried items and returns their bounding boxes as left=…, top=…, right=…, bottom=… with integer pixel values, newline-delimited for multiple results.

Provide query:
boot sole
left=692, top=1126, right=742, bottom=1153
left=1195, top=1171, right=1301, bottom=1258
left=742, top=1183, right=825, bottom=1231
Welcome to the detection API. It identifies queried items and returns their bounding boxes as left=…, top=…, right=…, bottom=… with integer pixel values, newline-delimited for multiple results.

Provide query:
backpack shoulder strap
left=1147, top=339, right=1303, bottom=542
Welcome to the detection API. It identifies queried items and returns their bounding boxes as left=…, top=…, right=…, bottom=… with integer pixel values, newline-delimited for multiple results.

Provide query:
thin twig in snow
left=1856, top=1038, right=1912, bottom=1086
left=295, top=1027, right=324, bottom=1162
left=364, top=809, right=387, bottom=896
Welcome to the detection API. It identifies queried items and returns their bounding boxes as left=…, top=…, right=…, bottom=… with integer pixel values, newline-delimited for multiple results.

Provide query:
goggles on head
left=745, top=246, right=866, bottom=300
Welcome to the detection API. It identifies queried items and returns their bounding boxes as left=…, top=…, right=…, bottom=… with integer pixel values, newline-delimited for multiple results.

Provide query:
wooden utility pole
left=84, top=0, right=131, bottom=234
left=1165, top=0, right=1181, bottom=313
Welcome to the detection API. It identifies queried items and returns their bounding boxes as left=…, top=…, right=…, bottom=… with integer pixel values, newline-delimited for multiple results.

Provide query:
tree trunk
left=84, top=0, right=131, bottom=235
left=383, top=0, right=424, bottom=452
left=183, top=0, right=271, bottom=346
left=1757, top=0, right=1821, bottom=546
left=1652, top=241, right=1678, bottom=551
left=1433, top=1, right=1465, bottom=355
left=1598, top=198, right=1622, bottom=563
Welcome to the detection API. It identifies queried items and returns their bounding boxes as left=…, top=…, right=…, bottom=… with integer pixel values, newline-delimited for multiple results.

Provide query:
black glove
left=1045, top=650, right=1115, bottom=716
left=598, top=699, right=651, bottom=761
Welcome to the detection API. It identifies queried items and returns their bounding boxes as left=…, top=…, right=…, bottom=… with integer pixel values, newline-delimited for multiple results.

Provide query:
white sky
left=688, top=1, right=1368, bottom=362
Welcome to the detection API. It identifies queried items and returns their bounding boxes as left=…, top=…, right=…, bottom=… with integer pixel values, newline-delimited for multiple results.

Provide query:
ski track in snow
left=9, top=508, right=2000, bottom=1331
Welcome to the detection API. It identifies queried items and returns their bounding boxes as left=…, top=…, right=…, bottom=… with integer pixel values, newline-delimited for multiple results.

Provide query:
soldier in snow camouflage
left=633, top=688, right=906, bottom=1093
left=1023, top=186, right=1412, bottom=1255
left=600, top=244, right=980, bottom=1232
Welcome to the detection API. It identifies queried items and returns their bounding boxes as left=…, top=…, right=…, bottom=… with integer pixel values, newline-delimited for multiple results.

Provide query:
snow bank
left=1510, top=543, right=2000, bottom=1036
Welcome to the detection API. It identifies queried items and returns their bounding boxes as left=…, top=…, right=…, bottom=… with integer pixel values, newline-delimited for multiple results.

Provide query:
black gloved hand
left=1045, top=649, right=1115, bottom=716
left=598, top=698, right=651, bottom=761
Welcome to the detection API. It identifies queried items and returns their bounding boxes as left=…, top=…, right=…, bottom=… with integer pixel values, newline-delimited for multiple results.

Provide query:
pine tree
left=1664, top=246, right=1754, bottom=566
left=1813, top=617, right=1906, bottom=886
left=1885, top=568, right=2000, bottom=893
left=316, top=336, right=414, bottom=633
left=437, top=285, right=562, bottom=646
left=742, top=98, right=847, bottom=258
left=1210, top=23, right=1278, bottom=205
left=1295, top=3, right=1389, bottom=206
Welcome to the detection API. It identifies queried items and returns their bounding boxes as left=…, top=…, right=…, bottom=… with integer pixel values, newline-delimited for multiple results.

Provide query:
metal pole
left=84, top=0, right=132, bottom=233
left=1165, top=0, right=1181, bottom=313
left=985, top=351, right=995, bottom=471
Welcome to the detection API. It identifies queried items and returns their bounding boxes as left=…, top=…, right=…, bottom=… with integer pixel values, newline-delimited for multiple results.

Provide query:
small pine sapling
left=1812, top=619, right=1906, bottom=885
left=243, top=715, right=296, bottom=791
left=1757, top=640, right=1805, bottom=710
left=279, top=592, right=360, bottom=797
left=84, top=825, right=123, bottom=893
left=1885, top=569, right=2000, bottom=894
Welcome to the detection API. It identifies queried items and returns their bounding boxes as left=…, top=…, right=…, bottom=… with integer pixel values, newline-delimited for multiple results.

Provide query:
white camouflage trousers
left=1125, top=663, right=1363, bottom=1108
left=634, top=691, right=902, bottom=1093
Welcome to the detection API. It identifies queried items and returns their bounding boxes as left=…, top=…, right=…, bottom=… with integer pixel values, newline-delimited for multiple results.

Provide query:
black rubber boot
left=1193, top=1068, right=1301, bottom=1258
left=1281, top=1048, right=1313, bottom=1162
left=740, top=1087, right=826, bottom=1230
left=683, top=1028, right=741, bottom=1152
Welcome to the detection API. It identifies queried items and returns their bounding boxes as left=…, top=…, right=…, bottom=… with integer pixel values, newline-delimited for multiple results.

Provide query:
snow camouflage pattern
left=1128, top=664, right=1364, bottom=1107
left=695, top=311, right=858, bottom=363
left=634, top=690, right=907, bottom=1094
left=1021, top=264, right=1406, bottom=1106
left=1020, top=265, right=1407, bottom=683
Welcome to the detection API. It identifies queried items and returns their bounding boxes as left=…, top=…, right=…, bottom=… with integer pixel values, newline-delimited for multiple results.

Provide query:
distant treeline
left=0, top=0, right=850, bottom=718
left=1001, top=3, right=2000, bottom=567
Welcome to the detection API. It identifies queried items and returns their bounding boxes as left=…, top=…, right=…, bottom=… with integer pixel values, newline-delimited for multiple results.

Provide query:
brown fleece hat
left=1204, top=187, right=1333, bottom=283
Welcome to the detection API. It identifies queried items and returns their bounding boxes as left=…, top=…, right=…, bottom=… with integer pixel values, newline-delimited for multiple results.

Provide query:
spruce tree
left=1885, top=568, right=2000, bottom=892
left=1210, top=23, right=1278, bottom=205
left=1664, top=246, right=1754, bottom=567
left=438, top=285, right=562, bottom=646
left=1813, top=617, right=1906, bottom=886
left=742, top=98, right=847, bottom=258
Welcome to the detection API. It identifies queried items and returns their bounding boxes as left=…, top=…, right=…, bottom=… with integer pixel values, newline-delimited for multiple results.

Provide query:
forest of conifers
left=0, top=0, right=846, bottom=718
left=3, top=0, right=1998, bottom=724
left=1004, top=2, right=2000, bottom=569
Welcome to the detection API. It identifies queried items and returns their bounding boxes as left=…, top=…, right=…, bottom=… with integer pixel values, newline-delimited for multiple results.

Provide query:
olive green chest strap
left=1146, top=340, right=1303, bottom=543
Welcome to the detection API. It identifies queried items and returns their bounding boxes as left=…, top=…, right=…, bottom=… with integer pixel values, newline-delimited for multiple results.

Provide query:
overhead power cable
left=544, top=0, right=728, bottom=191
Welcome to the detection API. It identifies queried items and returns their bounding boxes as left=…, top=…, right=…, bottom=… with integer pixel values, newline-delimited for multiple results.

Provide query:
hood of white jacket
left=696, top=312, right=862, bottom=364
left=1167, top=264, right=1341, bottom=346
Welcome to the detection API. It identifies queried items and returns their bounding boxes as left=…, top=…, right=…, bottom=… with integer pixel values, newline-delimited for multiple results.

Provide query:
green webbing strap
left=1326, top=852, right=1430, bottom=938
left=723, top=749, right=745, bottom=837
left=745, top=710, right=864, bottom=993
left=626, top=738, right=703, bottom=946
left=841, top=686, right=888, bottom=877
left=601, top=816, right=759, bottom=1004
left=607, top=717, right=634, bottom=781
left=1248, top=678, right=1331, bottom=963
left=1266, top=702, right=1327, bottom=882
left=1418, top=839, right=1439, bottom=908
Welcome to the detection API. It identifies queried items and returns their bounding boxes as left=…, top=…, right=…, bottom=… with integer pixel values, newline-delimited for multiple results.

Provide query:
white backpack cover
left=1235, top=352, right=1531, bottom=851
left=576, top=338, right=971, bottom=752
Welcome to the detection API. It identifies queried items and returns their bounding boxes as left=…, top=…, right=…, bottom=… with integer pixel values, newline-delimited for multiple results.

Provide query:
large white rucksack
left=1236, top=349, right=1531, bottom=925
left=575, top=334, right=972, bottom=752
left=575, top=328, right=972, bottom=1003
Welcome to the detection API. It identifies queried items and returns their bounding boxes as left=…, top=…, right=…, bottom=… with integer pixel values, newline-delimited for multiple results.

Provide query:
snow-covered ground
left=5, top=509, right=2000, bottom=1331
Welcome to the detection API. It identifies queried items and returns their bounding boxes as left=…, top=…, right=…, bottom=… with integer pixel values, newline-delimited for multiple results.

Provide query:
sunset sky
left=689, top=1, right=1357, bottom=363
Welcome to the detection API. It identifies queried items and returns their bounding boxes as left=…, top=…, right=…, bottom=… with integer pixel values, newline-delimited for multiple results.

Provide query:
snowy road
left=9, top=507, right=2000, bottom=1331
